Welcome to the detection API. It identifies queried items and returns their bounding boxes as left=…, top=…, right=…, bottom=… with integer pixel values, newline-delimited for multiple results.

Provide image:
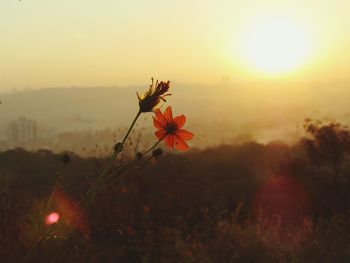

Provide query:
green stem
left=103, top=155, right=154, bottom=189
left=103, top=164, right=135, bottom=187
left=103, top=159, right=137, bottom=183
left=45, top=163, right=65, bottom=213
left=86, top=110, right=141, bottom=200
left=101, top=138, right=163, bottom=185
left=144, top=138, right=163, bottom=154
left=24, top=163, right=66, bottom=262
left=24, top=110, right=143, bottom=262
left=122, top=110, right=141, bottom=145
left=83, top=139, right=163, bottom=204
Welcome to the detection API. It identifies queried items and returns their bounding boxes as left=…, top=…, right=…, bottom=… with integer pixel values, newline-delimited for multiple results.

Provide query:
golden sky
left=1, top=0, right=350, bottom=89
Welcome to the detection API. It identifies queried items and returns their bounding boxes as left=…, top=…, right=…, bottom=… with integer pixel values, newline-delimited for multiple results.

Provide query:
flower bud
left=152, top=148, right=163, bottom=158
left=137, top=79, right=171, bottom=113
left=114, top=142, right=123, bottom=152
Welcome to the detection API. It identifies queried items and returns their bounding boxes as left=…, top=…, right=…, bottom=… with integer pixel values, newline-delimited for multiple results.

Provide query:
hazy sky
left=1, top=0, right=350, bottom=90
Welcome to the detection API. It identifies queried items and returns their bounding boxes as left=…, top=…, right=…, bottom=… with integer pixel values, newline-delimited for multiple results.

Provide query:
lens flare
left=52, top=189, right=89, bottom=237
left=253, top=175, right=310, bottom=227
left=252, top=175, right=311, bottom=252
left=45, top=212, right=60, bottom=225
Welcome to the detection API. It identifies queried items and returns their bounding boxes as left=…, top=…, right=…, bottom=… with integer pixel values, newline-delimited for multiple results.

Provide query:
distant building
left=9, top=117, right=37, bottom=144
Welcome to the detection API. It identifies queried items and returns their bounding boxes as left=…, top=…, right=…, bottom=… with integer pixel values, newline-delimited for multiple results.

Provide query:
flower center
left=165, top=122, right=178, bottom=134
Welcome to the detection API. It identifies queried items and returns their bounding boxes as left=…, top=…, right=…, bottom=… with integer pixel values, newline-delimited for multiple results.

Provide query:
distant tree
left=302, top=119, right=350, bottom=214
left=303, top=119, right=350, bottom=178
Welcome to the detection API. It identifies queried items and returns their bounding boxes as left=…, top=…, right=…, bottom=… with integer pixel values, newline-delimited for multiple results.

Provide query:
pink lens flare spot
left=45, top=212, right=60, bottom=225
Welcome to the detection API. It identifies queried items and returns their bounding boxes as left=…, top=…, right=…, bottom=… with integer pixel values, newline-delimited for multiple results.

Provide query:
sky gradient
left=1, top=0, right=350, bottom=90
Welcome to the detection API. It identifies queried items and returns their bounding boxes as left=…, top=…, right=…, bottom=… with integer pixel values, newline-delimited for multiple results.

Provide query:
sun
left=242, top=16, right=312, bottom=74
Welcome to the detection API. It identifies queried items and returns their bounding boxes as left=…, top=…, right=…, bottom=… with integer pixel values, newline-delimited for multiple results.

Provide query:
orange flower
left=153, top=106, right=194, bottom=151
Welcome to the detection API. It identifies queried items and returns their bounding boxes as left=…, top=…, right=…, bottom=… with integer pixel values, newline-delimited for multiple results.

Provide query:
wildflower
left=153, top=106, right=193, bottom=151
left=137, top=78, right=170, bottom=112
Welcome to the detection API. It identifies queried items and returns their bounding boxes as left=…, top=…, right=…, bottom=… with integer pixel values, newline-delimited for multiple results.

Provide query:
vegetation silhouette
left=0, top=119, right=349, bottom=262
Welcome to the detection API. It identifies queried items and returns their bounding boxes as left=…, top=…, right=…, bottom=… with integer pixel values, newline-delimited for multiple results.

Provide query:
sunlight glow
left=242, top=16, right=312, bottom=74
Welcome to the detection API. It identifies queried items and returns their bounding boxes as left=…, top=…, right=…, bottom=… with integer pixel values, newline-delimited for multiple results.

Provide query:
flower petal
left=154, top=109, right=167, bottom=125
left=164, top=134, right=175, bottom=148
left=176, top=129, right=194, bottom=140
left=164, top=106, right=173, bottom=123
left=153, top=117, right=165, bottom=129
left=155, top=129, right=166, bottom=140
left=174, top=135, right=189, bottom=151
left=174, top=115, right=186, bottom=129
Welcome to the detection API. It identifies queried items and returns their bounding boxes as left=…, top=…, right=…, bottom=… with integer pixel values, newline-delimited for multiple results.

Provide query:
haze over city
left=2, top=0, right=350, bottom=154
